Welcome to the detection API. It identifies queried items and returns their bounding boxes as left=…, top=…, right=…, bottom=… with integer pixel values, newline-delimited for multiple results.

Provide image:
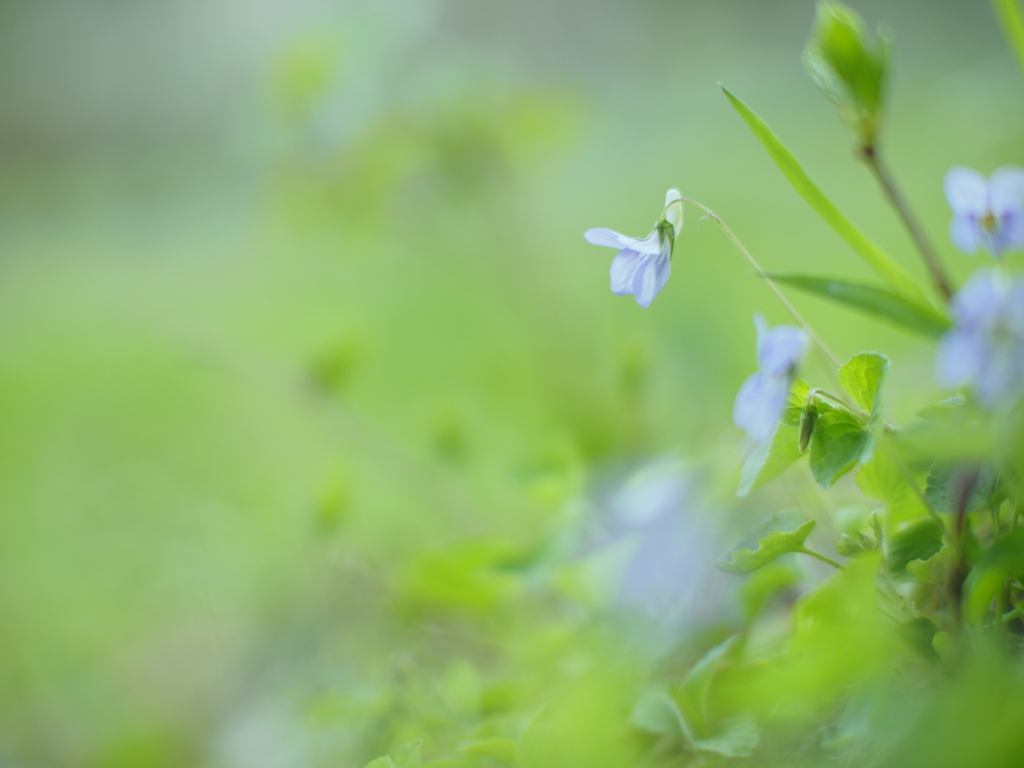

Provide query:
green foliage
left=804, top=1, right=892, bottom=147
left=716, top=510, right=816, bottom=574
left=924, top=462, right=999, bottom=515
left=364, top=739, right=424, bottom=768
left=810, top=407, right=872, bottom=488
left=993, top=0, right=1024, bottom=81
left=460, top=738, right=519, bottom=766
left=738, top=380, right=809, bottom=496
left=720, top=85, right=927, bottom=303
left=766, top=274, right=950, bottom=338
left=839, top=351, right=889, bottom=417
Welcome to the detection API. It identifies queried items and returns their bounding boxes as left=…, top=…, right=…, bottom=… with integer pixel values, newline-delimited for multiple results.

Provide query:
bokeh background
left=1, top=0, right=1022, bottom=765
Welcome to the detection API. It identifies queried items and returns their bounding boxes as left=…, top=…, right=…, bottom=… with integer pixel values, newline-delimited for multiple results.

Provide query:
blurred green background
left=1, top=0, right=1022, bottom=765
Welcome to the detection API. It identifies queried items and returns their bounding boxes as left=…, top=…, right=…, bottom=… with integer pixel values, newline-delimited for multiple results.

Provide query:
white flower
left=584, top=189, right=683, bottom=308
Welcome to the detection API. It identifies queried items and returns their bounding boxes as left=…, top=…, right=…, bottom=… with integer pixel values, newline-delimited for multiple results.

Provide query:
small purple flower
left=733, top=314, right=808, bottom=443
left=584, top=189, right=683, bottom=308
left=944, top=166, right=1024, bottom=258
left=935, top=269, right=1024, bottom=408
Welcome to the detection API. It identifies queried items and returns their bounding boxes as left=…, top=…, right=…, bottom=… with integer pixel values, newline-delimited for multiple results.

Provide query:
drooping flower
left=944, top=166, right=1024, bottom=258
left=733, top=314, right=809, bottom=443
left=584, top=189, right=683, bottom=308
left=935, top=269, right=1024, bottom=408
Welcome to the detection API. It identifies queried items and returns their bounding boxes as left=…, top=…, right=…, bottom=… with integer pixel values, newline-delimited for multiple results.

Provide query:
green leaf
left=737, top=425, right=802, bottom=497
left=364, top=760, right=395, bottom=768
left=630, top=689, right=689, bottom=737
left=906, top=544, right=952, bottom=586
left=738, top=380, right=810, bottom=496
left=765, top=274, right=949, bottom=338
left=737, top=561, right=802, bottom=620
left=692, top=717, right=760, bottom=758
left=781, top=378, right=811, bottom=426
left=924, top=462, right=999, bottom=514
left=716, top=510, right=816, bottom=574
left=809, top=407, right=872, bottom=488
left=887, top=519, right=944, bottom=578
left=964, top=529, right=1024, bottom=623
left=838, top=352, right=889, bottom=417
left=856, top=441, right=930, bottom=526
left=393, top=740, right=423, bottom=767
left=993, top=0, right=1024, bottom=82
left=720, top=86, right=926, bottom=303
left=460, top=739, right=519, bottom=767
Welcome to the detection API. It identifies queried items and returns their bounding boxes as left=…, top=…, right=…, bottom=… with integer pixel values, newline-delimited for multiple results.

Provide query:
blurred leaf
left=964, top=529, right=1024, bottom=623
left=393, top=740, right=424, bottom=767
left=269, top=32, right=345, bottom=123
left=766, top=274, right=949, bottom=338
left=692, top=716, right=760, bottom=758
left=737, top=561, right=802, bottom=620
left=857, top=442, right=930, bottom=525
left=716, top=510, right=816, bottom=574
left=839, top=352, right=889, bottom=417
left=630, top=689, right=688, bottom=737
left=720, top=85, right=926, bottom=302
left=810, top=407, right=873, bottom=488
left=460, top=738, right=519, bottom=766
left=993, top=0, right=1024, bottom=81
left=888, top=519, right=944, bottom=577
left=906, top=544, right=952, bottom=585
left=924, top=462, right=999, bottom=514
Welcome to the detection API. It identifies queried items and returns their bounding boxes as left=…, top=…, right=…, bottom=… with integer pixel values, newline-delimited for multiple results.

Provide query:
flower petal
left=632, top=254, right=670, bottom=307
left=950, top=215, right=982, bottom=255
left=934, top=329, right=985, bottom=389
left=945, top=167, right=988, bottom=217
left=733, top=371, right=789, bottom=444
left=585, top=227, right=661, bottom=255
left=756, top=323, right=808, bottom=377
left=988, top=166, right=1024, bottom=216
left=610, top=249, right=644, bottom=295
left=663, top=188, right=683, bottom=237
left=585, top=227, right=629, bottom=249
left=998, top=209, right=1024, bottom=254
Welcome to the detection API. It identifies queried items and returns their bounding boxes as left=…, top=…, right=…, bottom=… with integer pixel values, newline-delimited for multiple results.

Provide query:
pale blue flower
left=944, top=166, right=1024, bottom=258
left=733, top=314, right=808, bottom=443
left=935, top=269, right=1024, bottom=408
left=580, top=458, right=727, bottom=643
left=584, top=189, right=683, bottom=308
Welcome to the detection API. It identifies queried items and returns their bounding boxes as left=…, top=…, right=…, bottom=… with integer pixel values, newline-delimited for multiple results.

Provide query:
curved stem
left=665, top=198, right=842, bottom=371
left=797, top=547, right=844, bottom=570
left=861, top=145, right=954, bottom=302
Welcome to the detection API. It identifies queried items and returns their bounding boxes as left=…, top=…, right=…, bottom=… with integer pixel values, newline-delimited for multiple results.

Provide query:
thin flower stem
left=797, top=546, right=844, bottom=570
left=666, top=198, right=842, bottom=371
left=861, top=145, right=954, bottom=302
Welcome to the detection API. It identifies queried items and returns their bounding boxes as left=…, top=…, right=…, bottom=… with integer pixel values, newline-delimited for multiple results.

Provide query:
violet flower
left=584, top=189, right=683, bottom=308
left=733, top=314, right=808, bottom=444
left=935, top=269, right=1024, bottom=408
left=944, top=166, right=1024, bottom=258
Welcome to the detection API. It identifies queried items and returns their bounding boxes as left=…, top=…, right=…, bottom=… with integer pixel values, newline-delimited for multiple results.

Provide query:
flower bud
left=804, top=1, right=891, bottom=148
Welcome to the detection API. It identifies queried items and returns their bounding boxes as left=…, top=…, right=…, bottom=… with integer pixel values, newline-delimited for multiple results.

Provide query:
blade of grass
left=993, top=0, right=1024, bottom=80
left=765, top=273, right=950, bottom=338
left=721, top=85, right=929, bottom=305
